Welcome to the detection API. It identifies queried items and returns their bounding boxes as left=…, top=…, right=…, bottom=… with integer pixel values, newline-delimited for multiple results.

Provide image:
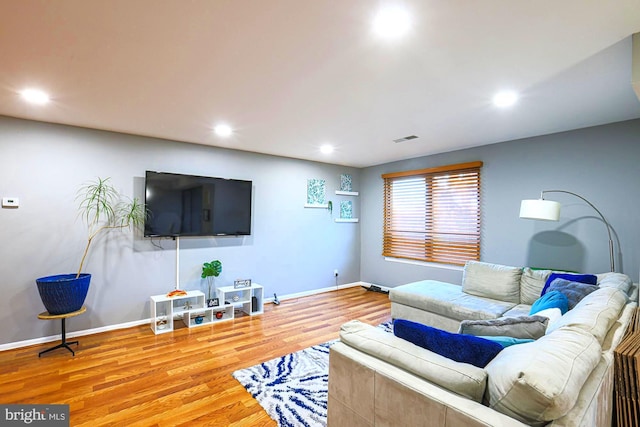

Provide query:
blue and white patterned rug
left=232, top=322, right=392, bottom=427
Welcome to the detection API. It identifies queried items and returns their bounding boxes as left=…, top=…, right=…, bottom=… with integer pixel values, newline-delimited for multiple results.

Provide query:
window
left=382, top=161, right=482, bottom=265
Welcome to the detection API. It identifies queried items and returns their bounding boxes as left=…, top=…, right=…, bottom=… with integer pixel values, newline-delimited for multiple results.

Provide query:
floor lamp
left=519, top=190, right=615, bottom=272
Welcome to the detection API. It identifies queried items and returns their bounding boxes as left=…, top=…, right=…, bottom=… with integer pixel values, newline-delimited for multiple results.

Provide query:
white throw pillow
left=533, top=307, right=562, bottom=331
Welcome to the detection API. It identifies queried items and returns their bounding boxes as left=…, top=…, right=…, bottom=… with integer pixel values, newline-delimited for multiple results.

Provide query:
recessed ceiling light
left=493, top=91, right=518, bottom=108
left=320, top=144, right=334, bottom=154
left=213, top=124, right=233, bottom=137
left=373, top=5, right=411, bottom=39
left=20, top=88, right=50, bottom=105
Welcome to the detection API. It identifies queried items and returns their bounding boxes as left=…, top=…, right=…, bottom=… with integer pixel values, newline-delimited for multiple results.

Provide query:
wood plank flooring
left=0, top=286, right=391, bottom=426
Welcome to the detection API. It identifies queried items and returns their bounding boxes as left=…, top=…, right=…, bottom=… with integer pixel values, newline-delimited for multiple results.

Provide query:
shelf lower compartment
left=153, top=317, right=172, bottom=333
left=211, top=305, right=234, bottom=323
left=181, top=305, right=234, bottom=327
left=183, top=309, right=213, bottom=328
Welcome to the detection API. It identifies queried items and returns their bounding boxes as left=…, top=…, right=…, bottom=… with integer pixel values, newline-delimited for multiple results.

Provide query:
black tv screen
left=144, top=171, right=252, bottom=237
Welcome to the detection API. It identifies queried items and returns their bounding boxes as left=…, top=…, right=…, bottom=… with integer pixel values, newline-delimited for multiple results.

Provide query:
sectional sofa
left=328, top=261, right=638, bottom=427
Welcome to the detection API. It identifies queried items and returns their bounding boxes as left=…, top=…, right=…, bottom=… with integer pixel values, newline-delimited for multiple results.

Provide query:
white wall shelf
left=335, top=218, right=359, bottom=223
left=304, top=204, right=329, bottom=208
left=335, top=190, right=359, bottom=196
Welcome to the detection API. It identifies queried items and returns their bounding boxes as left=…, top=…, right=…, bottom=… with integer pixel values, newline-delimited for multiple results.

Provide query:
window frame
left=382, top=161, right=482, bottom=266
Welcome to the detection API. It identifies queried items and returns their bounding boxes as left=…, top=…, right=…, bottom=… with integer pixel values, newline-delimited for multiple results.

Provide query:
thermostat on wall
left=2, top=197, right=19, bottom=208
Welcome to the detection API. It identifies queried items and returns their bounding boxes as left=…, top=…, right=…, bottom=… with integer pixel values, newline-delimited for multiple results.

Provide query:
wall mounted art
left=335, top=200, right=358, bottom=223
left=340, top=201, right=352, bottom=219
left=335, top=173, right=358, bottom=196
left=340, top=174, right=353, bottom=192
left=305, top=178, right=328, bottom=208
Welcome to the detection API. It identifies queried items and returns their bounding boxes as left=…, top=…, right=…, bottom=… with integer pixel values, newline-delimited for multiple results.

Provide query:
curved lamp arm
left=541, top=190, right=615, bottom=272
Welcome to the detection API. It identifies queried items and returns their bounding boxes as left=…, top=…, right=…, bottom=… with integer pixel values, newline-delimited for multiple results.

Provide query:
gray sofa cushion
left=462, top=261, right=522, bottom=303
left=485, top=326, right=601, bottom=426
left=520, top=268, right=551, bottom=305
left=339, top=320, right=488, bottom=402
left=502, top=303, right=533, bottom=318
left=458, top=315, right=548, bottom=339
left=390, top=280, right=516, bottom=322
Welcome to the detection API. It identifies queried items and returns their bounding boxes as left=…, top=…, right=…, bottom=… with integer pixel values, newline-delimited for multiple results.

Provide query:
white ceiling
left=1, top=0, right=640, bottom=168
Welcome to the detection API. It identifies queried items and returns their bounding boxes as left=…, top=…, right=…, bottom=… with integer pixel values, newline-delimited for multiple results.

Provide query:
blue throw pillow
left=530, top=290, right=569, bottom=315
left=541, top=272, right=597, bottom=296
left=393, top=319, right=503, bottom=368
left=477, top=336, right=535, bottom=347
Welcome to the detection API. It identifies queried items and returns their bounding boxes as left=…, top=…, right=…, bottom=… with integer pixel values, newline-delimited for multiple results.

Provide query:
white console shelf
left=150, top=290, right=234, bottom=334
left=150, top=285, right=264, bottom=335
left=217, top=283, right=264, bottom=316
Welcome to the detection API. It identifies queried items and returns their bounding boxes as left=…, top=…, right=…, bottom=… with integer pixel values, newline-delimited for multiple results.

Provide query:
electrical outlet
left=334, top=269, right=339, bottom=277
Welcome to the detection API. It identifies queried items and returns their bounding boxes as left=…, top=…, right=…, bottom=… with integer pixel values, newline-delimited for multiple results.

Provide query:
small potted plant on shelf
left=35, top=177, right=146, bottom=315
left=202, top=260, right=222, bottom=307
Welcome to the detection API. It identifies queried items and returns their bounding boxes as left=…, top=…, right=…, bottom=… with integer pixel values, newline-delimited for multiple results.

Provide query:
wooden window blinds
left=382, top=161, right=482, bottom=265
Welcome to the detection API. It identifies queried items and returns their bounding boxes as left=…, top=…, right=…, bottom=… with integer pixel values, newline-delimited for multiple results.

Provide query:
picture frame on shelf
left=208, top=298, right=219, bottom=307
left=340, top=174, right=353, bottom=192
left=340, top=200, right=353, bottom=219
left=234, top=279, right=252, bottom=289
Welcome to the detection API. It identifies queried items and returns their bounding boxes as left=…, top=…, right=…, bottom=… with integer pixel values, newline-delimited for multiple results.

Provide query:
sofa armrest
left=329, top=341, right=529, bottom=427
left=339, top=320, right=487, bottom=401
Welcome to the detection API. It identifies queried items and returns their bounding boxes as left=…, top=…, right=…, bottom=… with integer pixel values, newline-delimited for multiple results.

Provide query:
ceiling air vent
left=393, top=135, right=419, bottom=143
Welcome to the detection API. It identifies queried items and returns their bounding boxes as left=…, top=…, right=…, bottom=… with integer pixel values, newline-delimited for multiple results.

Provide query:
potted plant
left=35, top=177, right=146, bottom=314
left=202, top=260, right=222, bottom=307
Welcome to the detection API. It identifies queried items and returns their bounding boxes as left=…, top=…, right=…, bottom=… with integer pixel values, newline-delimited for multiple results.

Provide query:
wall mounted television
left=144, top=171, right=252, bottom=237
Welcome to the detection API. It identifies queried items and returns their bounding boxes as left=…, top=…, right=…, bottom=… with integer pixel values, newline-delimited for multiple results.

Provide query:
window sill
left=384, top=257, right=464, bottom=271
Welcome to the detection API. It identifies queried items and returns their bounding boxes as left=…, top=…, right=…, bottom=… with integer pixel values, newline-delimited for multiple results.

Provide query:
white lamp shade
left=519, top=199, right=561, bottom=221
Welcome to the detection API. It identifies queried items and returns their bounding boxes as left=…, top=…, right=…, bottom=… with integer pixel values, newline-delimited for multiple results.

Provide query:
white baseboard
left=0, top=281, right=371, bottom=352
left=265, top=281, right=363, bottom=303
left=0, top=318, right=150, bottom=352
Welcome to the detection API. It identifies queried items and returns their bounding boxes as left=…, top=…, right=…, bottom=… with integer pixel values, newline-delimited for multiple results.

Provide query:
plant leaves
left=202, top=260, right=222, bottom=277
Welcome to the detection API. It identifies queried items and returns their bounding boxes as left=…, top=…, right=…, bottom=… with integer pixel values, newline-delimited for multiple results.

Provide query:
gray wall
left=0, top=116, right=360, bottom=345
left=360, top=119, right=640, bottom=288
left=2, top=115, right=639, bottom=346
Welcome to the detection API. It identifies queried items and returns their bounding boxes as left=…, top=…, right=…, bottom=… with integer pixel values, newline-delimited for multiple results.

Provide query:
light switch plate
left=2, top=197, right=19, bottom=208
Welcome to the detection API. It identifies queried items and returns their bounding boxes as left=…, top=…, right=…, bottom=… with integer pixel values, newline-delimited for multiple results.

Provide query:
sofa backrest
left=462, top=262, right=636, bottom=306
left=546, top=286, right=628, bottom=345
left=485, top=326, right=602, bottom=426
left=520, top=269, right=634, bottom=306
left=462, top=261, right=522, bottom=303
left=597, top=272, right=633, bottom=295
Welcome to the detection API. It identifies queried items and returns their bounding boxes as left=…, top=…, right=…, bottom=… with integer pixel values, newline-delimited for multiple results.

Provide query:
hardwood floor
left=0, top=287, right=391, bottom=426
